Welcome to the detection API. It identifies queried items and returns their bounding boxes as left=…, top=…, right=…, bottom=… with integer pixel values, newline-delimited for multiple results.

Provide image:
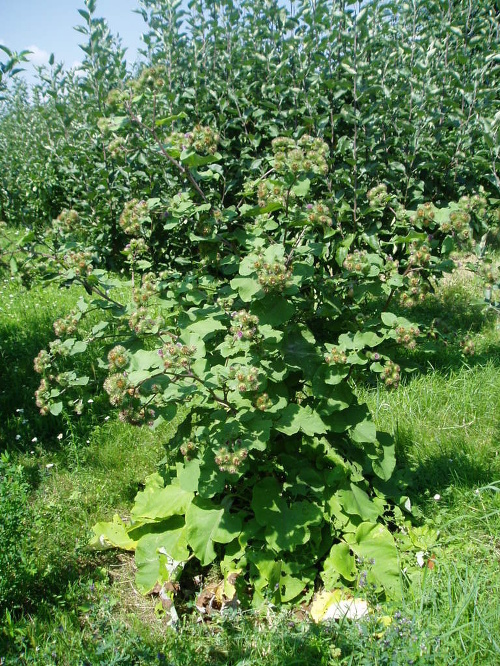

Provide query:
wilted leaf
left=310, top=589, right=369, bottom=623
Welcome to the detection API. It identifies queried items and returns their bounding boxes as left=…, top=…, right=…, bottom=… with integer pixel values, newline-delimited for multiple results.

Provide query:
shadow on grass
left=395, top=424, right=500, bottom=495
left=392, top=336, right=500, bottom=379
left=0, top=285, right=110, bottom=456
left=1, top=542, right=119, bottom=617
left=0, top=313, right=55, bottom=442
left=387, top=290, right=500, bottom=377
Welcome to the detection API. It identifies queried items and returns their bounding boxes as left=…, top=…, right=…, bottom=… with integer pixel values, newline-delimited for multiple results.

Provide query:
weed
left=1, top=263, right=499, bottom=665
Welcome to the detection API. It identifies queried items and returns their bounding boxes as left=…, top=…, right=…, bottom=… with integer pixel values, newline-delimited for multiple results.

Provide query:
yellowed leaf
left=310, top=589, right=370, bottom=623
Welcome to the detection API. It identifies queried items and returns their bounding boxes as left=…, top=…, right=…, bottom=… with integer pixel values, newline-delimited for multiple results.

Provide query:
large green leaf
left=350, top=418, right=377, bottom=444
left=185, top=498, right=242, bottom=566
left=179, top=306, right=226, bottom=338
left=284, top=326, right=320, bottom=377
left=180, top=149, right=222, bottom=167
left=322, top=542, right=356, bottom=586
left=230, top=276, right=262, bottom=302
left=370, top=435, right=396, bottom=481
left=337, top=484, right=383, bottom=522
left=177, top=459, right=201, bottom=493
left=292, top=176, right=310, bottom=197
left=248, top=552, right=307, bottom=604
left=90, top=514, right=137, bottom=551
left=275, top=404, right=327, bottom=436
left=131, top=477, right=193, bottom=522
left=251, top=478, right=323, bottom=552
left=128, top=349, right=163, bottom=372
left=251, top=294, right=295, bottom=326
left=49, top=401, right=63, bottom=416
left=346, top=522, right=401, bottom=599
left=135, top=529, right=188, bottom=594
left=239, top=413, right=272, bottom=451
left=248, top=552, right=283, bottom=604
left=353, top=331, right=383, bottom=348
left=186, top=318, right=226, bottom=338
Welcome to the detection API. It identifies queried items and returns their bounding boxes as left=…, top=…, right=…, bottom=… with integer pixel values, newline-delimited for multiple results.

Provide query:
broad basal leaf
left=337, top=484, right=383, bottom=522
left=251, top=478, right=323, bottom=552
left=248, top=553, right=307, bottom=604
left=185, top=498, right=242, bottom=566
left=322, top=542, right=356, bottom=584
left=90, top=514, right=137, bottom=551
left=131, top=479, right=194, bottom=522
left=275, top=404, right=327, bottom=436
left=135, top=530, right=188, bottom=594
left=346, top=522, right=401, bottom=599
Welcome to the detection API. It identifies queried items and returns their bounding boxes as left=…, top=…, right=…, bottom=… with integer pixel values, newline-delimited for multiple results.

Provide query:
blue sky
left=0, top=0, right=145, bottom=80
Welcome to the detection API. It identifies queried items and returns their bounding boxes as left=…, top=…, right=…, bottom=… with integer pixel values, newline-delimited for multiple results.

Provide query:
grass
left=361, top=363, right=500, bottom=491
left=0, top=262, right=499, bottom=665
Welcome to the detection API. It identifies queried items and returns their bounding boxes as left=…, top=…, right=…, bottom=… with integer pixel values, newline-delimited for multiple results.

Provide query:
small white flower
left=433, top=493, right=441, bottom=501
left=57, top=433, right=63, bottom=440
left=46, top=463, right=54, bottom=469
left=416, top=551, right=425, bottom=567
left=31, top=437, right=38, bottom=443
left=87, top=398, right=94, bottom=404
left=16, top=408, right=24, bottom=413
left=104, top=416, right=110, bottom=421
left=15, top=434, right=21, bottom=440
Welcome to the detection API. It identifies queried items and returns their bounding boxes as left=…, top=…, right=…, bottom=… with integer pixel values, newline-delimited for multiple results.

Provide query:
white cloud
left=26, top=44, right=50, bottom=67
left=70, top=60, right=85, bottom=78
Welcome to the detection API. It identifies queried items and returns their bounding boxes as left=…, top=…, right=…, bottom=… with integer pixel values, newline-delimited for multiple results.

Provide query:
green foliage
left=1, top=0, right=499, bottom=612
left=0, top=276, right=499, bottom=663
left=26, top=120, right=496, bottom=605
left=1, top=1, right=499, bottom=236
left=0, top=45, right=31, bottom=99
left=0, top=454, right=35, bottom=610
left=0, top=1, right=128, bottom=231
left=1, top=236, right=500, bottom=666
